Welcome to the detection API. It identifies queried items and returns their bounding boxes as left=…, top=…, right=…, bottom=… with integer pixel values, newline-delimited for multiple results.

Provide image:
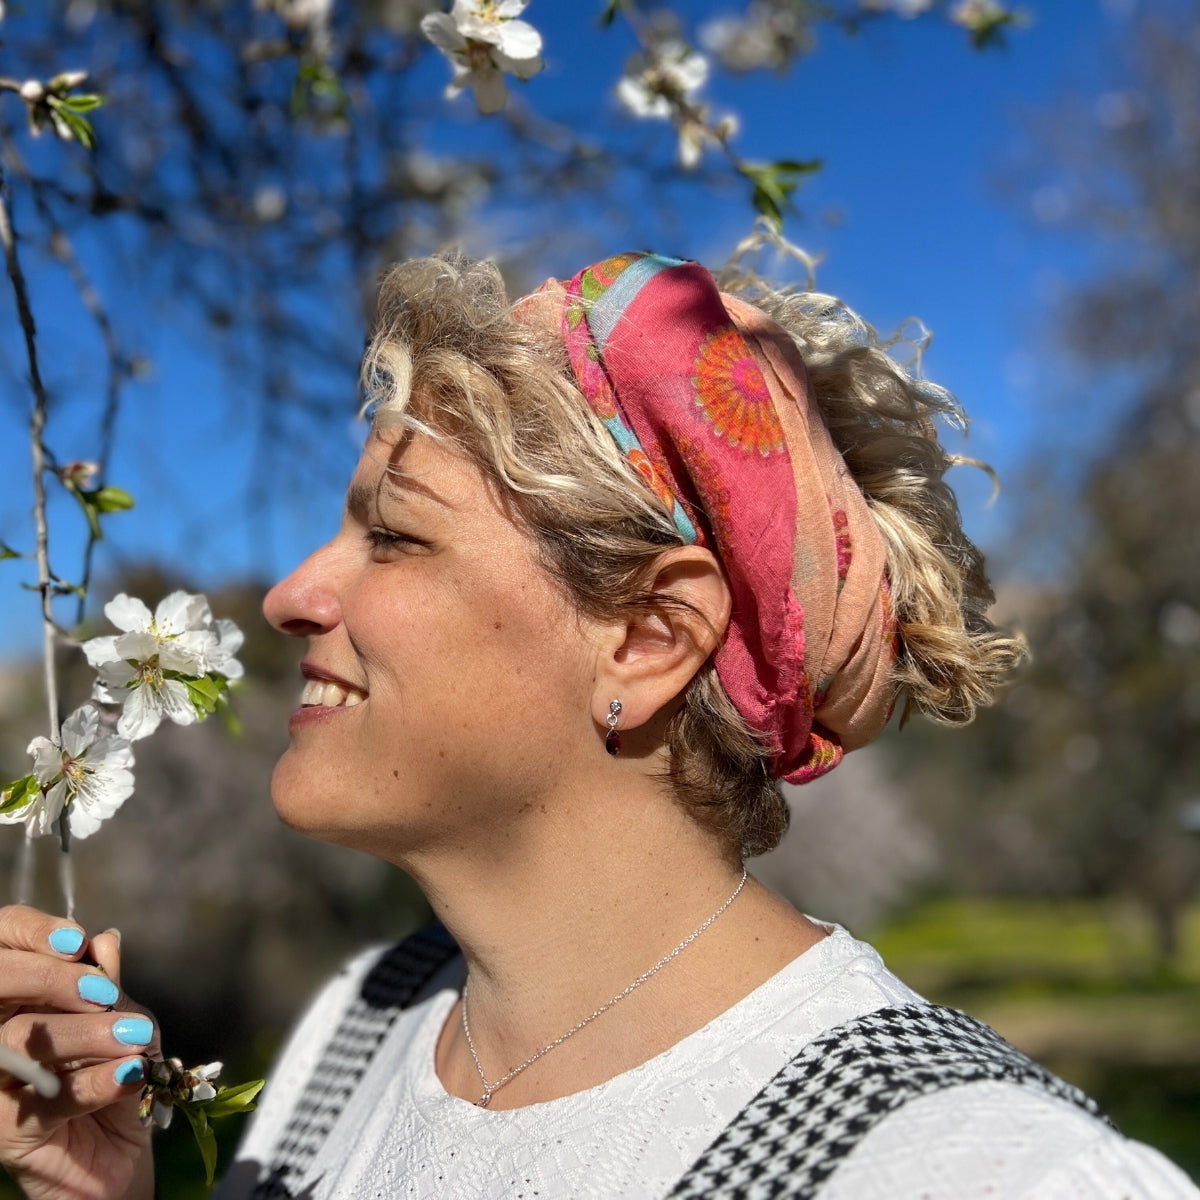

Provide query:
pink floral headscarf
left=525, top=252, right=898, bottom=784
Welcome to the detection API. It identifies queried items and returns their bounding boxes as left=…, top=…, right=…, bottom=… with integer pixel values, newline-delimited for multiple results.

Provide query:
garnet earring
left=605, top=700, right=622, bottom=756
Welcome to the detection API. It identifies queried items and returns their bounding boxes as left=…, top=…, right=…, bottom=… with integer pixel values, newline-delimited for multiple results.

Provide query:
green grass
left=869, top=896, right=1200, bottom=1181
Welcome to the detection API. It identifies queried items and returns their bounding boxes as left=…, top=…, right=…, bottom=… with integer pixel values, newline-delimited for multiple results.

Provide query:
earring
left=605, top=700, right=622, bottom=757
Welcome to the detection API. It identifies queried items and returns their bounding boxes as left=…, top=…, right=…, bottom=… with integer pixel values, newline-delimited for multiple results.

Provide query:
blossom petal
left=26, top=736, right=63, bottom=786
left=159, top=629, right=216, bottom=674
left=117, top=685, right=165, bottom=741
left=93, top=660, right=137, bottom=705
left=104, top=594, right=153, bottom=634
left=493, top=48, right=543, bottom=79
left=90, top=736, right=135, bottom=771
left=159, top=679, right=200, bottom=727
left=471, top=65, right=508, bottom=113
left=61, top=705, right=100, bottom=759
left=68, top=755, right=134, bottom=839
left=495, top=18, right=541, bottom=59
left=82, top=635, right=122, bottom=668
left=155, top=590, right=212, bottom=636
left=24, top=780, right=65, bottom=838
left=494, top=0, right=529, bottom=18
left=115, top=631, right=159, bottom=663
left=421, top=12, right=466, bottom=52
left=457, top=15, right=504, bottom=47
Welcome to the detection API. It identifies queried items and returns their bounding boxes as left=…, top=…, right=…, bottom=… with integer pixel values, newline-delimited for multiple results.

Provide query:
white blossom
left=142, top=1058, right=224, bottom=1127
left=83, top=591, right=244, bottom=741
left=421, top=0, right=543, bottom=115
left=208, top=619, right=246, bottom=683
left=7, top=705, right=135, bottom=840
left=616, top=42, right=734, bottom=169
left=616, top=41, right=708, bottom=120
left=700, top=2, right=814, bottom=72
left=189, top=1061, right=223, bottom=1103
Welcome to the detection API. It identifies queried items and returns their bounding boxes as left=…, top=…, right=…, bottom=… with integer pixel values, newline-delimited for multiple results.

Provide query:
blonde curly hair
left=362, top=237, right=1024, bottom=857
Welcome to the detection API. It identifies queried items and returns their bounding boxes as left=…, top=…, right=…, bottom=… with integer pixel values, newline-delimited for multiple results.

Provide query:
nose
left=263, top=541, right=343, bottom=638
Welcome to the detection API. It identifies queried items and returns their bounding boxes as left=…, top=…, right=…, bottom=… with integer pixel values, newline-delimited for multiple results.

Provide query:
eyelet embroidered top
left=221, top=924, right=1198, bottom=1200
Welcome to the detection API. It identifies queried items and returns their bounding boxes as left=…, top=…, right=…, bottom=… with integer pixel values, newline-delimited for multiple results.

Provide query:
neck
left=395, top=771, right=826, bottom=1108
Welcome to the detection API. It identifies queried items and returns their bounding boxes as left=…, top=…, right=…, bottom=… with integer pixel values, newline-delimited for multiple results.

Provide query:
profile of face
left=262, top=426, right=605, bottom=862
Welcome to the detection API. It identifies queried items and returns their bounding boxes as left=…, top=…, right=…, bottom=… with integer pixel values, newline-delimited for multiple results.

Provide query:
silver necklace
left=460, top=867, right=749, bottom=1107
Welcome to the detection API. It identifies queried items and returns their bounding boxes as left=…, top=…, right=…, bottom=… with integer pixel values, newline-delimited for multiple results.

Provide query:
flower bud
left=49, top=70, right=88, bottom=92
left=19, top=79, right=45, bottom=103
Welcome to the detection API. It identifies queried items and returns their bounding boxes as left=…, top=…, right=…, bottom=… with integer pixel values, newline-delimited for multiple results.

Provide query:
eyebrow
left=344, top=471, right=453, bottom=522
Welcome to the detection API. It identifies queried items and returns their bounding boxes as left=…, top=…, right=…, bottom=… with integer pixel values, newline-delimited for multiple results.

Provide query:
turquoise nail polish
left=49, top=927, right=84, bottom=955
left=78, top=974, right=119, bottom=1007
left=112, top=1017, right=153, bottom=1046
left=114, top=1059, right=144, bottom=1085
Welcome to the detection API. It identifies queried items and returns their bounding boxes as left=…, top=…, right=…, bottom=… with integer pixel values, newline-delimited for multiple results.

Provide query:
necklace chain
left=460, top=867, right=749, bottom=1107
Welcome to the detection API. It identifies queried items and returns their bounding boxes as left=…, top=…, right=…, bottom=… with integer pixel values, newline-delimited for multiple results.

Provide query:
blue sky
left=0, top=1, right=1142, bottom=658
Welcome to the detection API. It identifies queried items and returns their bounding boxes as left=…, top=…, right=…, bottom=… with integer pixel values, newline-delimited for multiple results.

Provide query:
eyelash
left=364, top=527, right=427, bottom=555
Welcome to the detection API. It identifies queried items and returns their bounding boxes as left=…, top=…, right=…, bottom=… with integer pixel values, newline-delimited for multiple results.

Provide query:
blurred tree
left=885, top=3, right=1200, bottom=965
left=0, top=0, right=1021, bottom=541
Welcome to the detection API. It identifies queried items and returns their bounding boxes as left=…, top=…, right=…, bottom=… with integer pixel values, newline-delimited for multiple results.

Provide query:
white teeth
left=300, top=679, right=367, bottom=709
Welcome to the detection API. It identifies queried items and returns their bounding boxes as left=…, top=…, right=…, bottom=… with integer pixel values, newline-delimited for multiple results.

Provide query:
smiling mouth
left=300, top=679, right=368, bottom=709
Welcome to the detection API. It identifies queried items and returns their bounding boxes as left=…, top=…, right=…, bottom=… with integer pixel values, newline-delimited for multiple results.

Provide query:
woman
left=1, top=247, right=1195, bottom=1199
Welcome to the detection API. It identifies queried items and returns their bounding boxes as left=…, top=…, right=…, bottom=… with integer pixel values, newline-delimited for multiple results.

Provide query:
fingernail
left=49, top=926, right=84, bottom=955
left=112, top=1017, right=153, bottom=1046
left=102, top=927, right=122, bottom=950
left=114, top=1059, right=144, bottom=1085
left=78, top=974, right=120, bottom=1007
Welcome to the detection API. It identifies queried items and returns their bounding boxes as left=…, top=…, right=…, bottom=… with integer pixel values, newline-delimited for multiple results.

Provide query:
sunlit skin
left=263, top=426, right=828, bottom=1109
left=263, top=426, right=603, bottom=862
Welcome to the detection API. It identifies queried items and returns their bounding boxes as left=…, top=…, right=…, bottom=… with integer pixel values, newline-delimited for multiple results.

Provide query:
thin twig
left=0, top=156, right=65, bottom=899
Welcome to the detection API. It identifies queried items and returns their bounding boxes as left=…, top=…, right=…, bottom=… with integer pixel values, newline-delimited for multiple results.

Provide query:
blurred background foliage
left=1, top=0, right=1198, bottom=1191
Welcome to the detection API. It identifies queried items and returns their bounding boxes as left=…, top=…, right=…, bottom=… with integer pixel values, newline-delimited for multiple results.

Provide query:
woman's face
left=262, top=427, right=603, bottom=860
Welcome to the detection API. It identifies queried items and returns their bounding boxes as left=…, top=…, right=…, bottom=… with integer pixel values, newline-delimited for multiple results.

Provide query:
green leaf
left=184, top=681, right=218, bottom=717
left=94, top=486, right=135, bottom=513
left=0, top=540, right=22, bottom=561
left=60, top=93, right=103, bottom=113
left=0, top=776, right=40, bottom=815
left=599, top=0, right=622, bottom=28
left=180, top=1102, right=218, bottom=1187
left=203, top=1078, right=265, bottom=1119
left=46, top=100, right=96, bottom=151
left=740, top=159, right=822, bottom=229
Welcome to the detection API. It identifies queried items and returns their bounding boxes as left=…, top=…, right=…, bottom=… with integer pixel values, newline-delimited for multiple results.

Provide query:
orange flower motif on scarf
left=692, top=327, right=786, bottom=456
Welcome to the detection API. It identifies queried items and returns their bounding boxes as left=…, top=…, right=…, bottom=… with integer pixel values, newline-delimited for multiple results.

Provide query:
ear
left=591, top=545, right=732, bottom=735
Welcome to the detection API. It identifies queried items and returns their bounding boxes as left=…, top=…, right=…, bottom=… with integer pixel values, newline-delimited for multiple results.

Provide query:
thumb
left=89, top=928, right=122, bottom=987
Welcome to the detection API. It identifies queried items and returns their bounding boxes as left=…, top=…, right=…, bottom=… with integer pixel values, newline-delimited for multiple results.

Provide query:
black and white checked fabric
left=251, top=924, right=458, bottom=1200
left=668, top=1002, right=1107, bottom=1200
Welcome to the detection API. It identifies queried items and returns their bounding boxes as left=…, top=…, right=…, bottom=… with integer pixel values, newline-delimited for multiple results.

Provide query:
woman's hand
left=0, top=905, right=156, bottom=1200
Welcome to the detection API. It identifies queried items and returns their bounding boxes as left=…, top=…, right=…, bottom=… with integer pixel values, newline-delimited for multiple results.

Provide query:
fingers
left=0, top=949, right=124, bottom=1015
left=0, top=1056, right=148, bottom=1130
left=1, top=1011, right=157, bottom=1076
left=0, top=906, right=88, bottom=961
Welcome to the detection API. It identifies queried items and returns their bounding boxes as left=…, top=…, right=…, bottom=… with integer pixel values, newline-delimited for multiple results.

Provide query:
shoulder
left=825, top=1080, right=1200, bottom=1200
left=223, top=926, right=461, bottom=1193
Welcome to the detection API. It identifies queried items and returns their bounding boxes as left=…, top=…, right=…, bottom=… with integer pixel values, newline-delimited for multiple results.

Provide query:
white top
left=222, top=925, right=1198, bottom=1199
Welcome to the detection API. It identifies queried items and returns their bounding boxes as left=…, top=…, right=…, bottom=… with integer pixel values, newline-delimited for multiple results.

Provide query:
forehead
left=347, top=426, right=523, bottom=537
